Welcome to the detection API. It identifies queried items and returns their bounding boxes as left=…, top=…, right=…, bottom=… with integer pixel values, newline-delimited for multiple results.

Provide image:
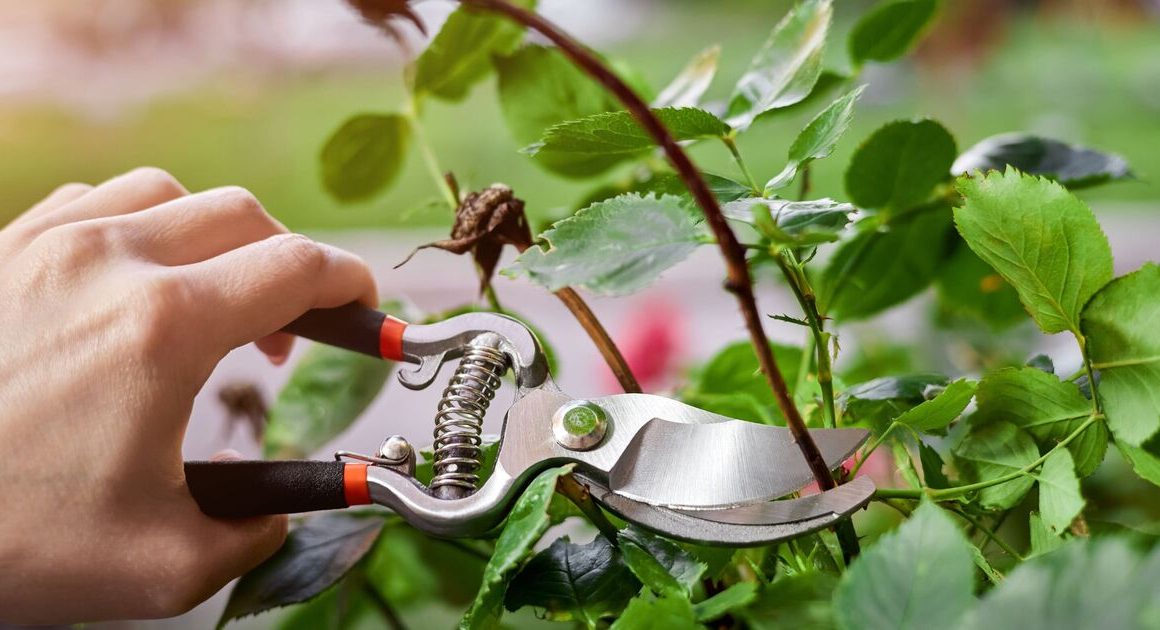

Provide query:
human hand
left=0, top=168, right=377, bottom=623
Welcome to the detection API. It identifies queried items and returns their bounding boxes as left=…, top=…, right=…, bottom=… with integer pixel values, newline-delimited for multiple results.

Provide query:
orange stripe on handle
left=379, top=316, right=408, bottom=361
left=343, top=463, right=372, bottom=506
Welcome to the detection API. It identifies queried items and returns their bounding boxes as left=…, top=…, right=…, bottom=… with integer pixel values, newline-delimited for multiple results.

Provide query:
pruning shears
left=184, top=305, right=874, bottom=545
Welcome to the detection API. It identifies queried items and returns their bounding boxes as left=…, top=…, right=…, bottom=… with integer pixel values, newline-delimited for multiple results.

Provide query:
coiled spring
left=430, top=333, right=509, bottom=498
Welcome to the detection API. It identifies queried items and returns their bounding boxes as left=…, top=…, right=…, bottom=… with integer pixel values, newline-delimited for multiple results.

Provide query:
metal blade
left=607, top=419, right=868, bottom=508
left=585, top=475, right=873, bottom=547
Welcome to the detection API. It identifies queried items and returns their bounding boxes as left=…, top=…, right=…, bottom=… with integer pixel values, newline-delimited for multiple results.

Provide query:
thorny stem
left=873, top=414, right=1102, bottom=501
left=773, top=250, right=837, bottom=429
left=554, top=287, right=642, bottom=393
left=798, top=163, right=812, bottom=200
left=722, top=135, right=762, bottom=195
left=558, top=474, right=621, bottom=542
left=459, top=0, right=843, bottom=513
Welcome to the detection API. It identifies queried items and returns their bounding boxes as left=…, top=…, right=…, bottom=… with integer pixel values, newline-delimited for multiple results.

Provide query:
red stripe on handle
left=379, top=316, right=408, bottom=361
left=343, top=463, right=371, bottom=506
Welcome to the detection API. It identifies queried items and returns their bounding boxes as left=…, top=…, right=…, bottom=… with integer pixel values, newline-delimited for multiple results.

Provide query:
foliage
left=222, top=1, right=1158, bottom=628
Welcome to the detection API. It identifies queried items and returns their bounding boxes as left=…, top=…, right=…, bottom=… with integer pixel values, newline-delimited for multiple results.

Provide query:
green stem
left=945, top=506, right=1024, bottom=562
left=872, top=414, right=1101, bottom=501
left=405, top=101, right=459, bottom=211
left=1076, top=333, right=1103, bottom=415
left=850, top=422, right=897, bottom=477
left=722, top=135, right=762, bottom=195
left=773, top=251, right=837, bottom=429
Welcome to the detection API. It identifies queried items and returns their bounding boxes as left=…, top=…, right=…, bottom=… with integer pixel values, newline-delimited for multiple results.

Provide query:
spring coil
left=430, top=335, right=509, bottom=498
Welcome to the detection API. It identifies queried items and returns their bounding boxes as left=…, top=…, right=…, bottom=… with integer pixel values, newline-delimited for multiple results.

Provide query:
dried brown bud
left=344, top=0, right=426, bottom=41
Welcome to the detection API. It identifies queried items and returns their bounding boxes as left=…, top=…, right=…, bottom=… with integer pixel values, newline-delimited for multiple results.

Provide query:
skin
left=0, top=168, right=379, bottom=623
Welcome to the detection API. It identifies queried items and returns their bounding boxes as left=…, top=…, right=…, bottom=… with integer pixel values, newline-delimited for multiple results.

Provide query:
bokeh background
left=2, top=0, right=1158, bottom=627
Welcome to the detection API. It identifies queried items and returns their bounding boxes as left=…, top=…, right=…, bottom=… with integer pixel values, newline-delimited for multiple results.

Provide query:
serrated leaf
left=654, top=46, right=720, bottom=108
left=611, top=593, right=699, bottom=630
left=724, top=197, right=854, bottom=245
left=848, top=0, right=940, bottom=66
left=845, top=119, right=957, bottom=211
left=495, top=45, right=619, bottom=147
left=460, top=465, right=572, bottom=629
left=618, top=526, right=706, bottom=598
left=741, top=572, right=837, bottom=629
left=631, top=171, right=754, bottom=205
left=966, top=537, right=1160, bottom=630
left=505, top=193, right=701, bottom=296
left=410, top=0, right=534, bottom=101
left=953, top=133, right=1132, bottom=189
left=320, top=113, right=410, bottom=203
left=973, top=367, right=1106, bottom=477
left=220, top=514, right=386, bottom=625
left=821, top=208, right=954, bottom=320
left=693, top=582, right=758, bottom=622
left=834, top=502, right=974, bottom=630
left=894, top=378, right=976, bottom=434
left=727, top=0, right=832, bottom=129
left=766, top=86, right=864, bottom=191
left=1028, top=512, right=1066, bottom=559
left=1081, top=263, right=1160, bottom=446
left=681, top=341, right=803, bottom=424
left=954, top=168, right=1114, bottom=336
left=953, top=421, right=1038, bottom=509
left=1038, top=449, right=1084, bottom=535
left=527, top=107, right=729, bottom=178
left=1117, top=433, right=1160, bottom=488
left=264, top=318, right=397, bottom=458
left=840, top=373, right=949, bottom=429
left=504, top=536, right=640, bottom=626
left=936, top=242, right=1026, bottom=330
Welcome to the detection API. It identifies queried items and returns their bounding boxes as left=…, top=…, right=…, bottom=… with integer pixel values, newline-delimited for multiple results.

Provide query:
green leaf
left=629, top=171, right=754, bottom=206
left=319, top=114, right=410, bottom=203
left=848, top=0, right=940, bottom=66
left=526, top=107, right=730, bottom=178
left=724, top=197, right=854, bottom=245
left=973, top=367, right=1106, bottom=477
left=953, top=421, right=1038, bottom=509
left=741, top=572, right=837, bottom=629
left=935, top=243, right=1026, bottom=330
left=821, top=208, right=954, bottom=320
left=495, top=45, right=619, bottom=147
left=727, top=0, right=832, bottom=129
left=693, top=582, right=758, bottom=622
left=1028, top=512, right=1066, bottom=558
left=611, top=593, right=699, bottom=630
left=918, top=441, right=951, bottom=488
left=894, top=378, right=976, bottom=434
left=654, top=46, right=720, bottom=108
left=1117, top=433, right=1160, bottom=488
left=505, top=193, right=701, bottom=296
left=967, top=537, right=1160, bottom=629
left=221, top=514, right=385, bottom=625
left=618, top=526, right=706, bottom=597
left=840, top=373, right=949, bottom=429
left=504, top=536, right=640, bottom=626
left=954, top=169, right=1114, bottom=336
left=1037, top=449, right=1084, bottom=535
left=953, top=133, right=1133, bottom=189
left=264, top=318, right=397, bottom=458
left=460, top=465, right=572, bottom=629
left=681, top=341, right=804, bottom=424
left=410, top=0, right=535, bottom=101
left=834, top=502, right=974, bottom=630
left=1081, top=263, right=1160, bottom=446
left=365, top=523, right=487, bottom=608
left=845, top=119, right=957, bottom=211
left=766, top=86, right=865, bottom=191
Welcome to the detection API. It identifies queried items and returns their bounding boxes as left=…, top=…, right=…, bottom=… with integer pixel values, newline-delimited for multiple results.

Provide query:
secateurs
left=184, top=304, right=874, bottom=546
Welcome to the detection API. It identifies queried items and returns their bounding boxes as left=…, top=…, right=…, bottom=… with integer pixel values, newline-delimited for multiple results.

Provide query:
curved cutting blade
left=607, top=419, right=868, bottom=509
left=585, top=476, right=874, bottom=546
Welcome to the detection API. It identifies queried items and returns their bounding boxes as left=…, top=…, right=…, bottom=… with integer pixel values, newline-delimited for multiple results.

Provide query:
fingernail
left=210, top=449, right=245, bottom=462
left=268, top=352, right=288, bottom=366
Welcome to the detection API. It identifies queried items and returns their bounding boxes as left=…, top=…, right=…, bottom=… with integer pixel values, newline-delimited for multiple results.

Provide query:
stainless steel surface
left=429, top=333, right=509, bottom=499
left=671, top=476, right=876, bottom=525
left=397, top=311, right=553, bottom=393
left=552, top=400, right=609, bottom=451
left=585, top=475, right=873, bottom=546
left=377, top=435, right=414, bottom=462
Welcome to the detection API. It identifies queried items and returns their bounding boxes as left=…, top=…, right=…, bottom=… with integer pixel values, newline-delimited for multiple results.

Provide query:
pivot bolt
left=378, top=435, right=414, bottom=463
left=553, top=400, right=609, bottom=451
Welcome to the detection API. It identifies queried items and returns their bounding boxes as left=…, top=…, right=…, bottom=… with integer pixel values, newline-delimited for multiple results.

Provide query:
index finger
left=178, top=233, right=378, bottom=354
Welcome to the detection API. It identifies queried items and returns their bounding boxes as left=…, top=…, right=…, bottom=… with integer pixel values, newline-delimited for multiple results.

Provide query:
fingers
left=9, top=183, right=93, bottom=227
left=255, top=332, right=295, bottom=366
left=110, top=186, right=289, bottom=266
left=180, top=234, right=378, bottom=354
left=24, top=167, right=188, bottom=234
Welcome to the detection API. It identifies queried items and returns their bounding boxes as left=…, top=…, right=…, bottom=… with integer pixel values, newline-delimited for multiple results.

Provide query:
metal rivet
left=378, top=435, right=414, bottom=463
left=553, top=400, right=608, bottom=451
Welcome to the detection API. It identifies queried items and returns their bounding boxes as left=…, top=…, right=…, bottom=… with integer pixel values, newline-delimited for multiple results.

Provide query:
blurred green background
left=1, top=0, right=1156, bottom=230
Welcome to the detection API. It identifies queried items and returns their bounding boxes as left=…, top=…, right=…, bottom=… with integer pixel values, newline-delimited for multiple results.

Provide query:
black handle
left=282, top=303, right=389, bottom=359
left=185, top=460, right=364, bottom=518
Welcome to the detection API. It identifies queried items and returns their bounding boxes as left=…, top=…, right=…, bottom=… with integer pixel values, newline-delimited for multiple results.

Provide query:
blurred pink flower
left=601, top=298, right=685, bottom=393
